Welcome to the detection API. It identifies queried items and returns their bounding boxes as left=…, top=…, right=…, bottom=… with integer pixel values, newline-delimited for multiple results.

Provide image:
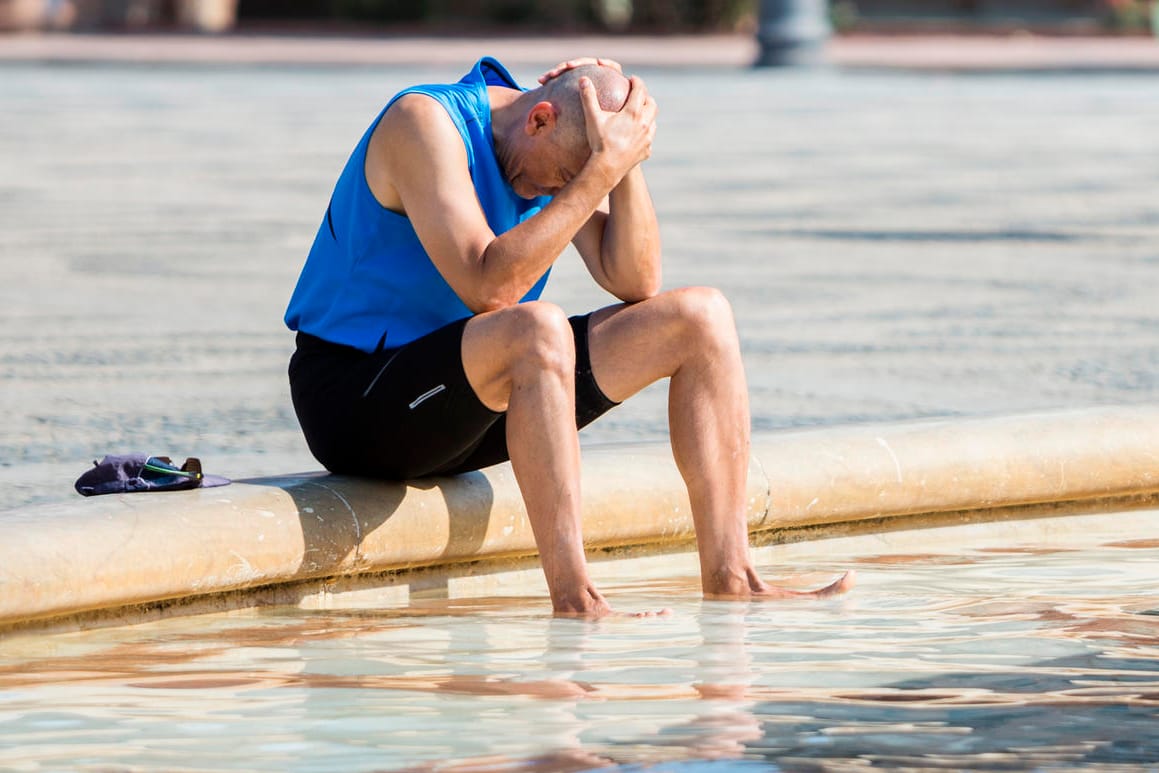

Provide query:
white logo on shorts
left=408, top=384, right=447, bottom=410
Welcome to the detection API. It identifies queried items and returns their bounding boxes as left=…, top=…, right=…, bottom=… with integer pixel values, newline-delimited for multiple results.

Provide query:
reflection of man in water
left=285, top=56, right=854, bottom=616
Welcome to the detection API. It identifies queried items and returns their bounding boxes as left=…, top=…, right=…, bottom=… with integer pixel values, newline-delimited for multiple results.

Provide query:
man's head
left=498, top=64, right=630, bottom=199
left=534, top=64, right=630, bottom=153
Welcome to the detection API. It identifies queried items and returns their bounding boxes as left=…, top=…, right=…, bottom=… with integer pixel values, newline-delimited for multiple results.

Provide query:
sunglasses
left=141, top=456, right=204, bottom=484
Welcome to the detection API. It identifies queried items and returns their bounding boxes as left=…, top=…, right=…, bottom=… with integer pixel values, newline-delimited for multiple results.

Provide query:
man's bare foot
left=703, top=568, right=857, bottom=600
left=550, top=583, right=672, bottom=618
left=553, top=604, right=672, bottom=619
left=755, top=569, right=856, bottom=599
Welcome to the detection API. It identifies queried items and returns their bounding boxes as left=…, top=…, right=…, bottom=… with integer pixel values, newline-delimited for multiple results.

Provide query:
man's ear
left=525, top=101, right=558, bottom=136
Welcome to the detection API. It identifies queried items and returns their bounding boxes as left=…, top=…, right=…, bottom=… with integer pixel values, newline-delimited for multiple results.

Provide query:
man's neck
left=490, top=86, right=532, bottom=149
left=489, top=86, right=532, bottom=180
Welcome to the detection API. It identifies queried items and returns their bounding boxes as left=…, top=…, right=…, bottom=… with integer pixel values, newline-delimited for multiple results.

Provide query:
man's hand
left=579, top=75, right=657, bottom=188
left=538, top=57, right=623, bottom=84
left=568, top=74, right=661, bottom=303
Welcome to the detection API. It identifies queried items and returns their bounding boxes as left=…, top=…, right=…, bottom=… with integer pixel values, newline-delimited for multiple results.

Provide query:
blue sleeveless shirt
left=285, top=57, right=550, bottom=352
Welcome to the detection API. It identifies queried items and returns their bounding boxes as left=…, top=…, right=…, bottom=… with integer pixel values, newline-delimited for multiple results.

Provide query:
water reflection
left=385, top=603, right=772, bottom=770
left=1, top=539, right=1158, bottom=770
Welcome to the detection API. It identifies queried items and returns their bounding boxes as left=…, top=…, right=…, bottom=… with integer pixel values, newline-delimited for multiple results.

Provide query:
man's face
left=510, top=136, right=588, bottom=200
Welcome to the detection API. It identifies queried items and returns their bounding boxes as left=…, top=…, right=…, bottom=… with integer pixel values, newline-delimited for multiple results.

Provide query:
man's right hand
left=579, top=74, right=657, bottom=189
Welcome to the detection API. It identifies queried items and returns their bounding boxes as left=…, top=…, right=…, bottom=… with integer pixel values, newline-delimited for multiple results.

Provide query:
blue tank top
left=284, top=57, right=550, bottom=352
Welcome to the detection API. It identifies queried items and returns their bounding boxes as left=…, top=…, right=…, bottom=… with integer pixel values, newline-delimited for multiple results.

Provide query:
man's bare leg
left=587, top=287, right=855, bottom=599
left=460, top=301, right=669, bottom=617
left=460, top=302, right=605, bottom=615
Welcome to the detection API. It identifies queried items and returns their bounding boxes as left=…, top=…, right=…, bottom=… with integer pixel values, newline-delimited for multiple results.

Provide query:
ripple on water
left=1, top=527, right=1157, bottom=771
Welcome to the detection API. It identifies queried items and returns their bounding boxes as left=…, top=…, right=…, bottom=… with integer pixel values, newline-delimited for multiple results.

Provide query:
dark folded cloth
left=75, top=454, right=231, bottom=497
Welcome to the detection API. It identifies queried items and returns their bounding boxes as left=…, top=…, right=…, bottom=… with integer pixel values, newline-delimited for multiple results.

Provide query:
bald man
left=285, top=57, right=853, bottom=616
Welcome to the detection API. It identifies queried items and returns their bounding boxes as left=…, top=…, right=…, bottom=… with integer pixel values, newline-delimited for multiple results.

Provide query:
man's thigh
left=585, top=287, right=738, bottom=404
left=300, top=305, right=625, bottom=478
left=288, top=318, right=502, bottom=478
left=438, top=312, right=619, bottom=475
left=357, top=317, right=508, bottom=478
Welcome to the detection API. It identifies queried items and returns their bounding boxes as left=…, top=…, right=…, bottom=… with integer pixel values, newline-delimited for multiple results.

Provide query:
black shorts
left=288, top=313, right=618, bottom=479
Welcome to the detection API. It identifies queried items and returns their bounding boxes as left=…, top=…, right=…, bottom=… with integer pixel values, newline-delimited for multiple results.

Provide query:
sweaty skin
left=364, top=59, right=853, bottom=616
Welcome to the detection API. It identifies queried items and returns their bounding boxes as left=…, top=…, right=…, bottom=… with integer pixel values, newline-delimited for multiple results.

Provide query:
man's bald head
left=536, top=65, right=630, bottom=153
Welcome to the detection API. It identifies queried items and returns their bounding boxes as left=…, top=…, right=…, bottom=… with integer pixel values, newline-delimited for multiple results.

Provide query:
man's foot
left=550, top=582, right=615, bottom=618
left=704, top=568, right=857, bottom=600
left=551, top=583, right=672, bottom=618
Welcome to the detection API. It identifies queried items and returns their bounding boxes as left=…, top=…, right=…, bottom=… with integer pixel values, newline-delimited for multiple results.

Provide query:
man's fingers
left=577, top=77, right=607, bottom=149
left=623, top=75, right=650, bottom=112
left=642, top=96, right=659, bottom=126
left=538, top=57, right=624, bottom=84
left=578, top=76, right=604, bottom=117
left=537, top=61, right=572, bottom=83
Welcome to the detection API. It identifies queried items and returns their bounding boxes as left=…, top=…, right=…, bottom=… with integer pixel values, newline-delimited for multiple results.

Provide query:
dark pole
left=755, top=0, right=832, bottom=67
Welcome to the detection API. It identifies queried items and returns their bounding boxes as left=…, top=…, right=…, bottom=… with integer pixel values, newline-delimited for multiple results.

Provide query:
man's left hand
left=538, top=57, right=624, bottom=84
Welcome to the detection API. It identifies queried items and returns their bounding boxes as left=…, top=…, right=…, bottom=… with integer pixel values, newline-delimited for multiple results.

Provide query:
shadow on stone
left=243, top=469, right=497, bottom=581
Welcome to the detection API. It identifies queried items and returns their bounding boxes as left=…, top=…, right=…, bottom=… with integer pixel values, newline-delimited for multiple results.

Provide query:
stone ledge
left=2, top=405, right=1157, bottom=631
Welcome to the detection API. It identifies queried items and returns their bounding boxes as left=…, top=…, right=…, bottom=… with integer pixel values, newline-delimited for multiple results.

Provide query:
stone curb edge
left=1, top=404, right=1157, bottom=630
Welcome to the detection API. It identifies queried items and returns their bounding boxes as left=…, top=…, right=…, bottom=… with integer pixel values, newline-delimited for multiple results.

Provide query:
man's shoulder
left=372, top=91, right=472, bottom=179
left=388, top=91, right=451, bottom=120
left=381, top=92, right=461, bottom=145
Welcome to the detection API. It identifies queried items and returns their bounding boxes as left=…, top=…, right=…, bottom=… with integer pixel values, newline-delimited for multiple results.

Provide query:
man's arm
left=535, top=60, right=661, bottom=302
left=571, top=164, right=662, bottom=302
left=373, top=84, right=653, bottom=314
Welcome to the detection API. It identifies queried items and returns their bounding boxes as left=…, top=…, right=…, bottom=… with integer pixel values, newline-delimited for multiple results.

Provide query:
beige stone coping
left=2, top=405, right=1158, bottom=631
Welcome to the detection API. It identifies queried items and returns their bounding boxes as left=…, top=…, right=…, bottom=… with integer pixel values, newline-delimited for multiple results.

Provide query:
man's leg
left=460, top=301, right=625, bottom=616
left=586, top=287, right=854, bottom=598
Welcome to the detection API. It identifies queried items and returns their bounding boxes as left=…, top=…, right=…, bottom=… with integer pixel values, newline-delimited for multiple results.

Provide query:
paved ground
left=2, top=35, right=1158, bottom=509
left=1, top=31, right=1158, bottom=71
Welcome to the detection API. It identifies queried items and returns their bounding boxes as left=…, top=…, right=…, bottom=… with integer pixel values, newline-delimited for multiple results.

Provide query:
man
left=286, top=56, right=853, bottom=616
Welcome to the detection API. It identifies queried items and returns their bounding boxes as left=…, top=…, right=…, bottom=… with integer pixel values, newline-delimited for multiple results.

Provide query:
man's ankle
left=550, top=582, right=611, bottom=616
left=702, top=565, right=757, bottom=597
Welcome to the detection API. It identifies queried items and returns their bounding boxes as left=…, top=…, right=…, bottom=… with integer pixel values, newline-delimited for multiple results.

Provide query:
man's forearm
left=599, top=166, right=662, bottom=301
left=474, top=161, right=617, bottom=312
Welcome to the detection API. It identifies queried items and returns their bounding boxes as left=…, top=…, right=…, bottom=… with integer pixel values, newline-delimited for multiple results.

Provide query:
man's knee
left=463, top=302, right=576, bottom=412
left=669, top=286, right=737, bottom=346
left=502, top=301, right=576, bottom=377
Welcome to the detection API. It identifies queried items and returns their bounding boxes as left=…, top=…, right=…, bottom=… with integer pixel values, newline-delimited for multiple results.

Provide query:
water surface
left=2, top=513, right=1156, bottom=770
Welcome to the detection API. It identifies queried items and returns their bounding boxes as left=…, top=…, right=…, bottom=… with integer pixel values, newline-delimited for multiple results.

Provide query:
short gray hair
left=538, top=65, right=630, bottom=151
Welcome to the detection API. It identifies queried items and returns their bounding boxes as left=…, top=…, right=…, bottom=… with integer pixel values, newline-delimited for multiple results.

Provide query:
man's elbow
left=469, top=289, right=521, bottom=314
left=621, top=287, right=660, bottom=304
left=617, top=271, right=662, bottom=303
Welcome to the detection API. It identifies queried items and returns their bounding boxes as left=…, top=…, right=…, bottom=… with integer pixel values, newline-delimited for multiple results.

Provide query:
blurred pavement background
left=1, top=2, right=1157, bottom=509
